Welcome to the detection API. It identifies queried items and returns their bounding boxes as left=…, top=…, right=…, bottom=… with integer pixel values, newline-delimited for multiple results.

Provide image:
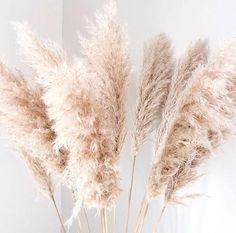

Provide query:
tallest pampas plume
left=78, top=0, right=130, bottom=208
left=15, top=1, right=130, bottom=212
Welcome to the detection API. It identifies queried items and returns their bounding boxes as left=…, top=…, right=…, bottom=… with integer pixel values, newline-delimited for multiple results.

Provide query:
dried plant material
left=148, top=40, right=209, bottom=199
left=3, top=2, right=236, bottom=232
left=21, top=149, right=67, bottom=233
left=21, top=150, right=53, bottom=197
left=164, top=41, right=236, bottom=203
left=0, top=62, right=67, bottom=174
left=14, top=22, right=65, bottom=73
left=126, top=34, right=174, bottom=233
left=15, top=16, right=121, bottom=210
left=133, top=34, right=174, bottom=152
left=40, top=60, right=120, bottom=210
left=79, top=0, right=130, bottom=156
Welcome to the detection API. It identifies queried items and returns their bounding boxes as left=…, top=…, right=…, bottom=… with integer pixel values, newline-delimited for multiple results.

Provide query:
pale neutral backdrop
left=0, top=1, right=63, bottom=233
left=1, top=1, right=236, bottom=233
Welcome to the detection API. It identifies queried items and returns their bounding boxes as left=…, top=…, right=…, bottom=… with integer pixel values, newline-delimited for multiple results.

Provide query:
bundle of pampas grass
left=1, top=1, right=236, bottom=233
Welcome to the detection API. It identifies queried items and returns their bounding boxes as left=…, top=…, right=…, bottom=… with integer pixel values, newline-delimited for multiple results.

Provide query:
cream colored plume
left=13, top=22, right=66, bottom=75
left=38, top=58, right=119, bottom=209
left=125, top=35, right=174, bottom=233
left=0, top=62, right=67, bottom=174
left=79, top=0, right=130, bottom=156
left=14, top=19, right=121, bottom=209
left=134, top=34, right=174, bottom=153
left=163, top=41, right=236, bottom=203
left=21, top=150, right=53, bottom=198
left=148, top=40, right=209, bottom=199
left=14, top=16, right=122, bottom=208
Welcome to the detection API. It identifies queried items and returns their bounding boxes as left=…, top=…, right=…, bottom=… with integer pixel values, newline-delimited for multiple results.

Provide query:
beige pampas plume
left=21, top=150, right=53, bottom=198
left=0, top=62, right=67, bottom=174
left=148, top=39, right=209, bottom=199
left=133, top=34, right=174, bottom=152
left=150, top=41, right=236, bottom=233
left=14, top=18, right=121, bottom=212
left=163, top=41, right=236, bottom=204
left=0, top=61, right=67, bottom=232
left=134, top=40, right=209, bottom=233
left=13, top=22, right=66, bottom=75
left=21, top=149, right=66, bottom=233
left=79, top=0, right=130, bottom=155
left=126, top=34, right=174, bottom=233
left=39, top=60, right=120, bottom=210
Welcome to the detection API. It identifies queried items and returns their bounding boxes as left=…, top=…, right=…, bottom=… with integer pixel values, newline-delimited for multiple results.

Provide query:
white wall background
left=0, top=1, right=63, bottom=233
left=1, top=1, right=236, bottom=233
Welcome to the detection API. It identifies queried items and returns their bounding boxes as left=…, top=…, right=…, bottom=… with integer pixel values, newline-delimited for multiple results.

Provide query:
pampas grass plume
left=134, top=33, right=174, bottom=154
left=164, top=41, right=236, bottom=203
left=0, top=62, right=67, bottom=174
left=148, top=39, right=209, bottom=199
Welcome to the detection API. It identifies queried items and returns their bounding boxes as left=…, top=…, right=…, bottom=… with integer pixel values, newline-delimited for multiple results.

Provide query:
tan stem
left=134, top=194, right=149, bottom=233
left=104, top=208, right=108, bottom=233
left=126, top=154, right=137, bottom=233
left=113, top=207, right=116, bottom=233
left=83, top=207, right=91, bottom=233
left=152, top=203, right=167, bottom=233
left=77, top=216, right=83, bottom=233
left=134, top=195, right=145, bottom=232
left=50, top=194, right=67, bottom=233
left=100, top=208, right=108, bottom=233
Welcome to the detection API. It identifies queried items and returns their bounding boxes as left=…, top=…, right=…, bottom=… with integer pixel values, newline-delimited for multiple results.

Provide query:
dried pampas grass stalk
left=14, top=23, right=95, bottom=230
left=50, top=194, right=67, bottom=233
left=100, top=208, right=108, bottom=233
left=134, top=40, right=209, bottom=232
left=37, top=61, right=120, bottom=211
left=126, top=34, right=174, bottom=233
left=0, top=61, right=67, bottom=174
left=164, top=41, right=236, bottom=204
left=13, top=22, right=66, bottom=72
left=22, top=151, right=66, bottom=233
left=148, top=39, right=209, bottom=199
left=0, top=62, right=67, bottom=232
left=134, top=34, right=174, bottom=153
left=151, top=41, right=236, bottom=232
left=15, top=3, right=124, bottom=213
left=21, top=150, right=53, bottom=198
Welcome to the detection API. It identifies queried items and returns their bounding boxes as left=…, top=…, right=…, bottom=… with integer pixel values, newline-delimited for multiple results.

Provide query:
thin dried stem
left=148, top=40, right=209, bottom=199
left=113, top=207, right=116, bottom=233
left=77, top=216, right=83, bottom=233
left=128, top=34, right=174, bottom=233
left=152, top=203, right=167, bottom=233
left=50, top=194, right=67, bottom=233
left=83, top=207, right=91, bottom=233
left=134, top=194, right=149, bottom=233
left=104, top=208, right=108, bottom=233
left=125, top=153, right=137, bottom=233
left=100, top=208, right=108, bottom=233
